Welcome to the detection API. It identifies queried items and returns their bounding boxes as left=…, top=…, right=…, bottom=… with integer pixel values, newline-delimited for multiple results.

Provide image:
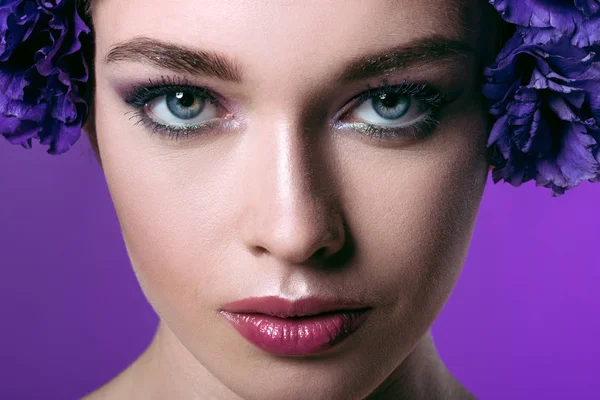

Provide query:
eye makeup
left=332, top=79, right=449, bottom=142
left=122, top=74, right=455, bottom=142
left=123, top=75, right=233, bottom=141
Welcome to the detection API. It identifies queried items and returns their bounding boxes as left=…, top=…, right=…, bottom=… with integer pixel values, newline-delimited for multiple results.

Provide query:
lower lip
left=220, top=309, right=371, bottom=356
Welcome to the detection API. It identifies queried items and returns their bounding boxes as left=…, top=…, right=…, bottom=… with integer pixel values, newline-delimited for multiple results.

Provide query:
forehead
left=93, top=0, right=471, bottom=60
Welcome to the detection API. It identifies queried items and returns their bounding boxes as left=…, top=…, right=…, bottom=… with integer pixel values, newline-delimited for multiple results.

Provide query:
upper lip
left=220, top=296, right=371, bottom=318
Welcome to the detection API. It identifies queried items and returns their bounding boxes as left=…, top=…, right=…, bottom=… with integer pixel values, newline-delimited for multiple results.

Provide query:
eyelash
left=124, top=76, right=221, bottom=140
left=123, top=75, right=448, bottom=142
left=338, top=79, right=447, bottom=141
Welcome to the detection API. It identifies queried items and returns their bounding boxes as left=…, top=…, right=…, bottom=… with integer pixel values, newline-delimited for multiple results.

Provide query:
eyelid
left=124, top=77, right=235, bottom=141
left=142, top=94, right=218, bottom=127
left=126, top=76, right=445, bottom=120
left=333, top=79, right=446, bottom=123
left=125, top=84, right=218, bottom=109
left=124, top=75, right=450, bottom=142
left=327, top=79, right=451, bottom=143
left=122, top=75, right=237, bottom=114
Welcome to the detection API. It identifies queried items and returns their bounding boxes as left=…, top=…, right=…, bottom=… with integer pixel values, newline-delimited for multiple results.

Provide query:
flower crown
left=1, top=1, right=599, bottom=196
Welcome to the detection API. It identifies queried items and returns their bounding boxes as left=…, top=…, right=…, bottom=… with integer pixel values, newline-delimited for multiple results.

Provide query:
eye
left=348, top=91, right=431, bottom=128
left=144, top=90, right=219, bottom=128
left=334, top=82, right=447, bottom=141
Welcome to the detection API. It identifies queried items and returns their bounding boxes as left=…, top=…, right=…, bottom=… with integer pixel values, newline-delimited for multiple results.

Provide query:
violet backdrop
left=0, top=134, right=598, bottom=400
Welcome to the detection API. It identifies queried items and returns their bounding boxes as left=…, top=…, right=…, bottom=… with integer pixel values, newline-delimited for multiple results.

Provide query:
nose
left=238, top=121, right=346, bottom=265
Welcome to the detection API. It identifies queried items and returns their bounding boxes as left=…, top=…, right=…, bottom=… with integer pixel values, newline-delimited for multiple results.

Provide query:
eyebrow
left=104, top=35, right=472, bottom=84
left=339, top=36, right=473, bottom=82
left=105, top=37, right=244, bottom=83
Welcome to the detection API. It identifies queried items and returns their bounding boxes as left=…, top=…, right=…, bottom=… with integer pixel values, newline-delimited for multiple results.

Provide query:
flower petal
left=0, top=0, right=91, bottom=154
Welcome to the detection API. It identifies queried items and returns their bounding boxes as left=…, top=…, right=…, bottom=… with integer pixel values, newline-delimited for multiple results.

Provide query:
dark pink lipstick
left=219, top=296, right=371, bottom=356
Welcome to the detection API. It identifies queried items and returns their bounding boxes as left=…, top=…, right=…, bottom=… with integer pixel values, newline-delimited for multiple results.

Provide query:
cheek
left=94, top=89, right=241, bottom=320
left=101, top=157, right=240, bottom=324
left=329, top=105, right=489, bottom=324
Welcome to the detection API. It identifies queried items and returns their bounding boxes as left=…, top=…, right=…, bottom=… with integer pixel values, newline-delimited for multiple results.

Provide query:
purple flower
left=490, top=0, right=600, bottom=47
left=0, top=0, right=91, bottom=154
left=576, top=0, right=600, bottom=16
left=483, top=33, right=600, bottom=196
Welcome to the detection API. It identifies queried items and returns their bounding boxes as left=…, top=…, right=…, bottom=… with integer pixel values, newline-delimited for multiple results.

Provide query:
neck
left=87, top=321, right=475, bottom=400
left=364, top=330, right=476, bottom=399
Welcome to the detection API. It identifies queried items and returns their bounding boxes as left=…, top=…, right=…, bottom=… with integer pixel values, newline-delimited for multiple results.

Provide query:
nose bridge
left=239, top=117, right=344, bottom=264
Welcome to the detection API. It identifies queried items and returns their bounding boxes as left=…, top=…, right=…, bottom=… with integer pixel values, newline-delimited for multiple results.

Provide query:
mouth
left=219, top=296, right=372, bottom=356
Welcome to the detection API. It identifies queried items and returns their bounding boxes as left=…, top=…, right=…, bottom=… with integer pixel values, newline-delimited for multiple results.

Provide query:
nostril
left=252, top=246, right=269, bottom=256
left=311, top=247, right=327, bottom=259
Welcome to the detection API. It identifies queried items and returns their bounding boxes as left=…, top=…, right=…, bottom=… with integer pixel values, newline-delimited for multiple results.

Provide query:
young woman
left=1, top=0, right=598, bottom=399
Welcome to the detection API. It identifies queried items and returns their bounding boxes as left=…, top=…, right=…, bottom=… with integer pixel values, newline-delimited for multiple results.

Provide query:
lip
left=221, top=295, right=369, bottom=318
left=219, top=296, right=372, bottom=356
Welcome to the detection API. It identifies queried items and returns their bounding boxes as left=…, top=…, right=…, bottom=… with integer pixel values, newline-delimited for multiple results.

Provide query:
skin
left=82, top=1, right=501, bottom=398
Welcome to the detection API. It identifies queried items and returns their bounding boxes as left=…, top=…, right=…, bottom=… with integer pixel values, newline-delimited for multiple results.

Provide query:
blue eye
left=350, top=92, right=428, bottom=129
left=340, top=81, right=447, bottom=140
left=144, top=90, right=219, bottom=128
left=124, top=76, right=226, bottom=138
left=125, top=76, right=447, bottom=142
left=166, top=91, right=206, bottom=120
left=371, top=93, right=411, bottom=120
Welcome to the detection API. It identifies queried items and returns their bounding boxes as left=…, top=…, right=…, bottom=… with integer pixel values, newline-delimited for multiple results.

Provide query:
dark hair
left=77, top=0, right=100, bottom=163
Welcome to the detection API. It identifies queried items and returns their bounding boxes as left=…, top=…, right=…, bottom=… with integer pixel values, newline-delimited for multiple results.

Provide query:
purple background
left=1, top=134, right=599, bottom=400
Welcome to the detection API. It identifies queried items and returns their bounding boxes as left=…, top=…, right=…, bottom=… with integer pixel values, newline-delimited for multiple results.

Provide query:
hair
left=76, top=0, right=100, bottom=163
left=76, top=0, right=512, bottom=166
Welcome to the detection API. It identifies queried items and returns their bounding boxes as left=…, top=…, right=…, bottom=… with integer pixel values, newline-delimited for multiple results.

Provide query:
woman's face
left=92, top=0, right=491, bottom=398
